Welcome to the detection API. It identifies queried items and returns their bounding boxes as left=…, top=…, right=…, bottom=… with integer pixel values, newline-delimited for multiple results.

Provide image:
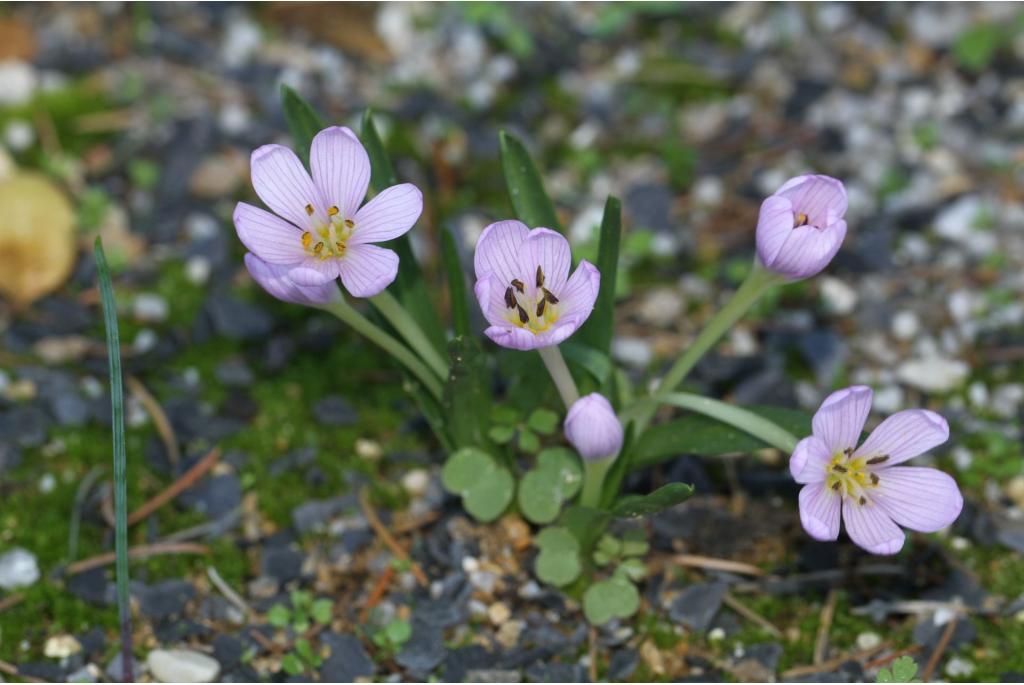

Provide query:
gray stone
left=0, top=547, right=39, bottom=590
left=320, top=633, right=375, bottom=682
left=668, top=582, right=727, bottom=632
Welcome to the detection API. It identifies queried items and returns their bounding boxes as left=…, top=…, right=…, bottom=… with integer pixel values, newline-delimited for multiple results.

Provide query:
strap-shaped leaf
left=280, top=85, right=325, bottom=167
left=361, top=110, right=446, bottom=354
left=610, top=482, right=694, bottom=518
left=442, top=336, right=492, bottom=450
left=630, top=406, right=812, bottom=471
left=440, top=227, right=471, bottom=338
left=560, top=340, right=613, bottom=385
left=576, top=195, right=621, bottom=353
left=499, top=130, right=561, bottom=232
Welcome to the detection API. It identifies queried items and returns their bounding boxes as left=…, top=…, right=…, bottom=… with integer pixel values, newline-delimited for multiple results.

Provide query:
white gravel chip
left=0, top=547, right=40, bottom=590
left=147, top=649, right=220, bottom=683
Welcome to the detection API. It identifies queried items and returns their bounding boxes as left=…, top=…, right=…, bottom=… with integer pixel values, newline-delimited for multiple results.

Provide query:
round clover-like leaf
left=534, top=526, right=582, bottom=587
left=517, top=448, right=584, bottom=524
left=488, top=425, right=516, bottom=444
left=615, top=558, right=647, bottom=582
left=442, top=447, right=514, bottom=523
left=582, top=577, right=640, bottom=626
left=527, top=408, right=560, bottom=435
left=537, top=448, right=582, bottom=499
left=518, top=429, right=540, bottom=453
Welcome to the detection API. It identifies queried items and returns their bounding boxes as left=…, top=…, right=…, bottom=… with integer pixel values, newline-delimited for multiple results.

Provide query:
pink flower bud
left=756, top=174, right=847, bottom=280
left=564, top=393, right=623, bottom=462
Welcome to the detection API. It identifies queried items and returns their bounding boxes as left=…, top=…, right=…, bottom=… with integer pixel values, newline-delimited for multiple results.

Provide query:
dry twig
left=921, top=616, right=957, bottom=682
left=127, top=375, right=180, bottom=470
left=126, top=447, right=221, bottom=524
left=66, top=542, right=209, bottom=575
left=358, top=488, right=428, bottom=586
left=723, top=592, right=782, bottom=638
left=669, top=553, right=765, bottom=577
left=360, top=565, right=396, bottom=623
left=781, top=642, right=890, bottom=679
left=207, top=566, right=252, bottom=619
left=814, top=589, right=839, bottom=664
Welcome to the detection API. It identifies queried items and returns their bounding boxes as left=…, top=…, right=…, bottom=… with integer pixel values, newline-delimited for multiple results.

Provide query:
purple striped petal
left=790, top=435, right=831, bottom=484
left=842, top=500, right=905, bottom=555
left=288, top=258, right=342, bottom=287
left=853, top=409, right=949, bottom=466
left=234, top=202, right=307, bottom=264
left=337, top=244, right=399, bottom=298
left=759, top=220, right=846, bottom=280
left=475, top=273, right=515, bottom=329
left=798, top=483, right=841, bottom=541
left=812, top=385, right=872, bottom=454
left=310, top=126, right=370, bottom=219
left=557, top=260, right=600, bottom=323
left=755, top=195, right=796, bottom=271
left=873, top=467, right=963, bottom=533
left=251, top=144, right=325, bottom=229
left=775, top=174, right=848, bottom=227
left=350, top=183, right=423, bottom=246
left=244, top=253, right=337, bottom=307
left=518, top=228, right=571, bottom=295
left=473, top=220, right=530, bottom=283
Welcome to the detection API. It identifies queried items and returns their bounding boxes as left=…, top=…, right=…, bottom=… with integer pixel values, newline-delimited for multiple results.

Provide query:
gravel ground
left=2, top=3, right=1024, bottom=682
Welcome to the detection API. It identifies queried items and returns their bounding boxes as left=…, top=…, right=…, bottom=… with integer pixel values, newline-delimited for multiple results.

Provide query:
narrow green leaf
left=440, top=227, right=471, bottom=338
left=280, top=85, right=325, bottom=167
left=442, top=337, right=492, bottom=449
left=611, top=482, right=694, bottom=518
left=630, top=406, right=812, bottom=471
left=361, top=110, right=447, bottom=354
left=560, top=340, right=613, bottom=385
left=576, top=195, right=621, bottom=353
left=499, top=130, right=561, bottom=231
left=94, top=238, right=133, bottom=682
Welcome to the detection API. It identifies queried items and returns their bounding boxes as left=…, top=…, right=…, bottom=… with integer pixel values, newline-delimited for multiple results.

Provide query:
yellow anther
left=305, top=204, right=314, bottom=216
left=301, top=232, right=313, bottom=249
left=327, top=206, right=339, bottom=216
left=344, top=219, right=355, bottom=229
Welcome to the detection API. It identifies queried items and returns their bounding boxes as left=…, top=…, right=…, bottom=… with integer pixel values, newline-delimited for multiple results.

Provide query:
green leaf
left=518, top=429, right=540, bottom=453
left=576, top=196, right=621, bottom=353
left=441, top=447, right=514, bottom=523
left=582, top=577, right=640, bottom=625
left=953, top=23, right=1003, bottom=72
left=592, top=550, right=612, bottom=566
left=361, top=110, right=446, bottom=355
left=560, top=341, right=614, bottom=385
left=561, top=505, right=612, bottom=553
left=280, top=85, right=325, bottom=168
left=294, top=638, right=315, bottom=662
left=281, top=653, right=305, bottom=676
left=611, top=482, right=694, bottom=518
left=597, top=534, right=621, bottom=557
left=311, top=599, right=333, bottom=625
left=615, top=558, right=647, bottom=582
left=877, top=655, right=919, bottom=683
left=491, top=405, right=521, bottom=425
left=441, top=227, right=471, bottom=338
left=534, top=527, right=582, bottom=587
left=385, top=618, right=412, bottom=646
left=620, top=529, right=649, bottom=557
left=630, top=406, right=812, bottom=471
left=290, top=590, right=311, bottom=608
left=443, top=337, right=492, bottom=449
left=267, top=603, right=290, bottom=628
left=527, top=408, right=559, bottom=435
left=488, top=425, right=516, bottom=444
left=517, top=448, right=582, bottom=525
left=499, top=130, right=561, bottom=231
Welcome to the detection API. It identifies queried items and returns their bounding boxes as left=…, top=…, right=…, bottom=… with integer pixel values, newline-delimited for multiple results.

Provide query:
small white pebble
left=38, top=473, right=56, bottom=494
left=132, top=329, right=158, bottom=355
left=855, top=631, right=882, bottom=651
left=132, top=293, right=169, bottom=324
left=950, top=536, right=971, bottom=551
left=461, top=556, right=480, bottom=573
left=401, top=469, right=430, bottom=497
left=892, top=310, right=920, bottom=340
left=945, top=657, right=974, bottom=678
left=355, top=438, right=382, bottom=460
left=819, top=276, right=858, bottom=315
left=185, top=256, right=211, bottom=285
left=708, top=627, right=726, bottom=642
left=4, top=119, right=34, bottom=151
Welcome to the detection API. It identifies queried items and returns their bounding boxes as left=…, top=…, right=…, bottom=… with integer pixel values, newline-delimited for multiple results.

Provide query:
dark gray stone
left=291, top=495, right=357, bottom=533
left=669, top=582, right=728, bottom=631
left=0, top=405, right=49, bottom=448
left=608, top=648, right=639, bottom=681
left=395, top=621, right=446, bottom=675
left=214, top=359, right=255, bottom=387
left=261, top=546, right=305, bottom=584
left=312, top=395, right=358, bottom=426
left=443, top=645, right=494, bottom=682
left=269, top=447, right=316, bottom=476
left=320, top=633, right=375, bottom=682
left=205, top=293, right=273, bottom=341
left=213, top=634, right=244, bottom=671
left=67, top=568, right=115, bottom=606
left=134, top=579, right=196, bottom=619
left=177, top=473, right=242, bottom=518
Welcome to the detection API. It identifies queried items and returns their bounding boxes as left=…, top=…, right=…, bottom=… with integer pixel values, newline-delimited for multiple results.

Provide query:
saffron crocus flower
left=790, top=385, right=962, bottom=555
left=756, top=174, right=847, bottom=280
left=243, top=253, right=338, bottom=307
left=565, top=393, right=623, bottom=462
left=473, top=220, right=600, bottom=350
left=234, top=126, right=422, bottom=297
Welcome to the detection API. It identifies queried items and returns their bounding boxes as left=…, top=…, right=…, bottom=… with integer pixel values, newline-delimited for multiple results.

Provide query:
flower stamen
left=794, top=212, right=810, bottom=228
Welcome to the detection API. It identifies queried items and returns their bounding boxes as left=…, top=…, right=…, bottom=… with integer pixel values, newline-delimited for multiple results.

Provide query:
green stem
left=370, top=290, right=449, bottom=380
left=94, top=239, right=133, bottom=683
left=632, top=261, right=782, bottom=433
left=322, top=297, right=444, bottom=400
left=645, top=392, right=799, bottom=453
left=580, top=456, right=615, bottom=508
left=538, top=345, right=580, bottom=409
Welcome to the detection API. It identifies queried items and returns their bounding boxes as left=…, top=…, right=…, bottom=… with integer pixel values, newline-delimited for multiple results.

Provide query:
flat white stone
left=147, top=649, right=220, bottom=684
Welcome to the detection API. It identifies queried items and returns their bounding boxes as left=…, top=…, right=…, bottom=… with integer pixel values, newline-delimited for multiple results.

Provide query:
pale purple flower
left=565, top=393, right=623, bottom=462
left=234, top=126, right=422, bottom=298
left=473, top=220, right=600, bottom=350
left=243, top=253, right=338, bottom=307
left=790, top=385, right=962, bottom=555
left=756, top=174, right=847, bottom=280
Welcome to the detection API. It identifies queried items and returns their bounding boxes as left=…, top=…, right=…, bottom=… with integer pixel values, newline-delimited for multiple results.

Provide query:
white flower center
left=503, top=265, right=560, bottom=334
left=300, top=204, right=355, bottom=260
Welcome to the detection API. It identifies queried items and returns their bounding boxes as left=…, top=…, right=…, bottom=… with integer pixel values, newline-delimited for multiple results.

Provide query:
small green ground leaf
left=877, top=655, right=919, bottom=683
left=611, top=482, right=695, bottom=518
left=615, top=558, right=647, bottom=581
left=537, top=447, right=582, bottom=499
left=527, top=408, right=560, bottom=435
left=463, top=466, right=515, bottom=523
left=311, top=599, right=333, bottom=624
left=583, top=577, right=640, bottom=625
left=518, top=429, right=540, bottom=453
left=499, top=130, right=561, bottom=231
left=267, top=604, right=290, bottom=628
left=518, top=469, right=563, bottom=525
left=488, top=425, right=516, bottom=444
left=534, top=527, right=582, bottom=587
left=441, top=448, right=492, bottom=492
left=281, top=653, right=305, bottom=676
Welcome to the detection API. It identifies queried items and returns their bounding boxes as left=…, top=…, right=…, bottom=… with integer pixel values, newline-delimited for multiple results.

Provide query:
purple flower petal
left=853, top=409, right=949, bottom=466
left=790, top=435, right=831, bottom=484
left=337, top=244, right=400, bottom=298
left=234, top=202, right=307, bottom=264
left=482, top=325, right=542, bottom=351
left=811, top=385, right=872, bottom=455
left=873, top=467, right=963, bottom=533
left=244, top=253, right=337, bottom=307
left=251, top=144, right=325, bottom=229
left=798, top=483, right=841, bottom=541
left=288, top=259, right=342, bottom=287
left=775, top=174, right=848, bottom=227
left=842, top=500, right=905, bottom=555
left=761, top=220, right=846, bottom=280
left=556, top=260, right=600, bottom=322
left=310, top=126, right=371, bottom=219
left=475, top=273, right=515, bottom=329
left=564, top=393, right=623, bottom=461
left=755, top=195, right=796, bottom=270
left=517, top=228, right=571, bottom=294
left=350, top=183, right=423, bottom=246
left=473, top=220, right=530, bottom=283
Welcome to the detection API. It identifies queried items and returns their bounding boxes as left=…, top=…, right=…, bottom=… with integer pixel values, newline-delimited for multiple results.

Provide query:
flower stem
left=322, top=297, right=444, bottom=400
left=370, top=290, right=449, bottom=380
left=538, top=345, right=580, bottom=409
left=94, top=239, right=133, bottom=683
left=632, top=261, right=782, bottom=433
left=580, top=456, right=615, bottom=508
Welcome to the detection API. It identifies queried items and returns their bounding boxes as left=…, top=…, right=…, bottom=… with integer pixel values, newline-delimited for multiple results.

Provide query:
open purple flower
left=790, top=385, right=962, bottom=555
left=243, top=253, right=338, bottom=307
left=234, top=126, right=422, bottom=298
left=473, top=220, right=600, bottom=350
left=756, top=174, right=847, bottom=280
left=565, top=393, right=623, bottom=462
